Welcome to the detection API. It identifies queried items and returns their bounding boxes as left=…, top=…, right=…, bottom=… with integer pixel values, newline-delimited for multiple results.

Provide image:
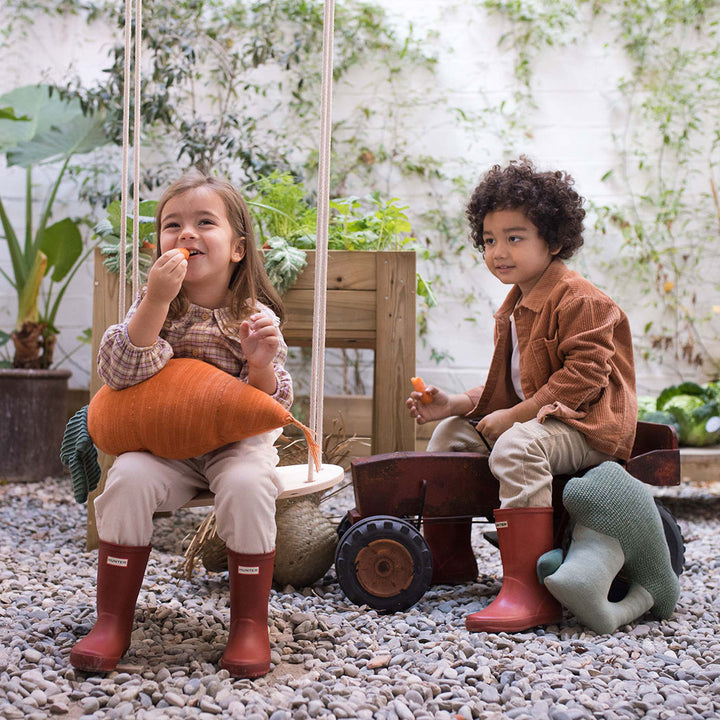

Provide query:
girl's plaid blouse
left=97, top=295, right=293, bottom=410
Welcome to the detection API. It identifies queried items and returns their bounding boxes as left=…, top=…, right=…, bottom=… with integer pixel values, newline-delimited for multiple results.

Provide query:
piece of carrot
left=178, top=248, right=190, bottom=260
left=410, top=376, right=433, bottom=404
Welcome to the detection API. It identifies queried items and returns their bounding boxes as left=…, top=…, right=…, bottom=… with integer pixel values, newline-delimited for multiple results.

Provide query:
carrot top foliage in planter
left=0, top=84, right=110, bottom=369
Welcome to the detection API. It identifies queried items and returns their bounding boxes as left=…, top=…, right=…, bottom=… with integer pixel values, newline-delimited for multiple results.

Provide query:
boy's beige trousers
left=94, top=429, right=282, bottom=554
left=427, top=416, right=614, bottom=507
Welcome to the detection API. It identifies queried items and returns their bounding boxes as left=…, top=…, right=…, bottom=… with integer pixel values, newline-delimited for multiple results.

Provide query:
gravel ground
left=1, top=472, right=719, bottom=720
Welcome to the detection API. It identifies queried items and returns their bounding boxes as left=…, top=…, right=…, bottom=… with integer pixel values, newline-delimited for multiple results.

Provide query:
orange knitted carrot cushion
left=87, top=358, right=320, bottom=468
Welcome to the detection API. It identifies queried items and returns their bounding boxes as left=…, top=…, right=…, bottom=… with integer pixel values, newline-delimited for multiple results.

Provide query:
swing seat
left=181, top=462, right=345, bottom=508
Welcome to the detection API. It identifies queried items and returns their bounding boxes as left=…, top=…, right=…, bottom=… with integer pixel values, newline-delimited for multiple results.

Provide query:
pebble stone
left=1, top=475, right=719, bottom=719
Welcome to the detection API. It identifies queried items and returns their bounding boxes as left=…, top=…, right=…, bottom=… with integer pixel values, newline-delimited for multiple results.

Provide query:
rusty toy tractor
left=334, top=421, right=685, bottom=612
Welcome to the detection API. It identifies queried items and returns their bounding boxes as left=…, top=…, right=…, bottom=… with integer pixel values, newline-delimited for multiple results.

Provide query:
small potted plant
left=0, top=84, right=109, bottom=481
left=246, top=172, right=433, bottom=453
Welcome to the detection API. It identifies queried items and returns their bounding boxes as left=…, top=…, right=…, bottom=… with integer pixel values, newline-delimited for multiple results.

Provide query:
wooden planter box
left=91, top=249, right=417, bottom=454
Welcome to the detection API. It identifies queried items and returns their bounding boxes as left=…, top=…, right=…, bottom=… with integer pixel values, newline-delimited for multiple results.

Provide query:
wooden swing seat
left=181, top=463, right=345, bottom=509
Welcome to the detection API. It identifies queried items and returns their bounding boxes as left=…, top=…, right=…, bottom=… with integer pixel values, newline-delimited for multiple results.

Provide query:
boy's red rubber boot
left=466, top=507, right=562, bottom=633
left=423, top=520, right=478, bottom=584
left=221, top=549, right=275, bottom=679
left=70, top=541, right=151, bottom=672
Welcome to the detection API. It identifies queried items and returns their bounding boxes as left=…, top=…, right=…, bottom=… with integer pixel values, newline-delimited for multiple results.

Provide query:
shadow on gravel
left=655, top=494, right=720, bottom=520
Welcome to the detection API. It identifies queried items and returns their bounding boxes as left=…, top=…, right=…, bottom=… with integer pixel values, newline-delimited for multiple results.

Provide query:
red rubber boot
left=466, top=507, right=562, bottom=633
left=220, top=549, right=275, bottom=679
left=70, top=541, right=151, bottom=672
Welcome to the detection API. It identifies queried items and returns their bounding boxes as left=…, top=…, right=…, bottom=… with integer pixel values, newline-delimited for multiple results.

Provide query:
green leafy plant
left=329, top=193, right=415, bottom=251
left=94, top=199, right=158, bottom=279
left=262, top=238, right=309, bottom=295
left=246, top=172, right=436, bottom=305
left=247, top=172, right=317, bottom=247
left=96, top=172, right=435, bottom=306
left=638, top=381, right=720, bottom=447
left=0, top=84, right=109, bottom=368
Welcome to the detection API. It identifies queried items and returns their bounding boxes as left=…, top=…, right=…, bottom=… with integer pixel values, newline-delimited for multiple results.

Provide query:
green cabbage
left=705, top=381, right=720, bottom=403
left=655, top=383, right=720, bottom=447
left=637, top=395, right=658, bottom=419
left=640, top=410, right=680, bottom=435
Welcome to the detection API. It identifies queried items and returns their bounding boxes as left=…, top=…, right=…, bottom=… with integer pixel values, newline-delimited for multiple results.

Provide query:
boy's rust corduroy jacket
left=465, top=259, right=638, bottom=461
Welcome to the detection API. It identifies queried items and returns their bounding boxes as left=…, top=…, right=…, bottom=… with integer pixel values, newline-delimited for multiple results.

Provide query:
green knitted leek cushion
left=562, top=461, right=680, bottom=619
left=60, top=405, right=101, bottom=504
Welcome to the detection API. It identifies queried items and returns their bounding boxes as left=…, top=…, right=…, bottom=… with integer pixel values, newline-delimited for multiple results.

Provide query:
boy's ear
left=550, top=244, right=562, bottom=256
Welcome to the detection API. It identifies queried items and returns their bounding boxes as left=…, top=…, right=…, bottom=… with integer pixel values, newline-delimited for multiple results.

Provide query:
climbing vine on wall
left=592, top=0, right=720, bottom=376
left=5, top=0, right=719, bottom=384
left=1, top=0, right=475, bottom=389
left=481, top=0, right=720, bottom=377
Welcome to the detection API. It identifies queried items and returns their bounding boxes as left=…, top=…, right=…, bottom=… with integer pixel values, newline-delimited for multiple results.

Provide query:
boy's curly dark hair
left=467, top=157, right=585, bottom=259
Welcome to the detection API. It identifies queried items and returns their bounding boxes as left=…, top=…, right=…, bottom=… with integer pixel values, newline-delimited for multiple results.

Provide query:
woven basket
left=182, top=491, right=338, bottom=587
left=273, top=492, right=338, bottom=587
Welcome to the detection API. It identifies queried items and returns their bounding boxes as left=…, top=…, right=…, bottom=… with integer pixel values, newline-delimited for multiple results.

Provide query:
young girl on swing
left=407, top=158, right=637, bottom=634
left=70, top=170, right=291, bottom=679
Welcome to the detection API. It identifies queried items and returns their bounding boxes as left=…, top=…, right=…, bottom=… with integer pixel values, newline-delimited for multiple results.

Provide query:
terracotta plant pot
left=0, top=368, right=71, bottom=482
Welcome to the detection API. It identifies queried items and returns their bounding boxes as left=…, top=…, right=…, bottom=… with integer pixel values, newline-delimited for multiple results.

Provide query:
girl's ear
left=231, top=237, right=246, bottom=263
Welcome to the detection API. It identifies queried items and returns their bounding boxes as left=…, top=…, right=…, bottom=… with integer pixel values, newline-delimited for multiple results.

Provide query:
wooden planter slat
left=282, top=288, right=377, bottom=345
left=289, top=250, right=378, bottom=290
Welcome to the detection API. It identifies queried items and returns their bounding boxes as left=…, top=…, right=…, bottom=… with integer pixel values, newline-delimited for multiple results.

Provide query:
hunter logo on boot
left=495, top=521, right=509, bottom=529
left=237, top=566, right=260, bottom=575
left=106, top=556, right=129, bottom=567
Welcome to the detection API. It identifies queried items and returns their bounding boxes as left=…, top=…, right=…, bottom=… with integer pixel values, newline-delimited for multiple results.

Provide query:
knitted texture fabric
left=60, top=405, right=101, bottom=503
left=562, top=461, right=680, bottom=619
left=88, top=358, right=320, bottom=468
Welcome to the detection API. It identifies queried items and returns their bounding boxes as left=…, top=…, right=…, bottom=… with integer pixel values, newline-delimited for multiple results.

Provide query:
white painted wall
left=1, top=3, right=716, bottom=397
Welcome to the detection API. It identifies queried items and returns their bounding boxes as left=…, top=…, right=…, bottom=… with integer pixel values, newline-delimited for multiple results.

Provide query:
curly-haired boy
left=407, top=158, right=638, bottom=633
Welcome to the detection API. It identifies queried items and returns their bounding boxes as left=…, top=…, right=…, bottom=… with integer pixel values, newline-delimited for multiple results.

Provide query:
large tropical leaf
left=41, top=218, right=83, bottom=282
left=7, top=111, right=108, bottom=167
left=0, top=85, right=81, bottom=152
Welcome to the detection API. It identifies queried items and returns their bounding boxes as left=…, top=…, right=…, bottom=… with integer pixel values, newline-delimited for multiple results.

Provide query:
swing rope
left=118, top=0, right=142, bottom=317
left=118, top=0, right=336, bottom=482
left=308, top=0, right=336, bottom=478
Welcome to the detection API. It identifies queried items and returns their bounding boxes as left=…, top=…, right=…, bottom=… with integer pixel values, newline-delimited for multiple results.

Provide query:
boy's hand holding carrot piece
left=411, top=376, right=433, bottom=404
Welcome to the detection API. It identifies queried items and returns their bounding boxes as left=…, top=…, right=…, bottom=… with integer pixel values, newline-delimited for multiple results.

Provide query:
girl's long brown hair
left=154, top=170, right=285, bottom=325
